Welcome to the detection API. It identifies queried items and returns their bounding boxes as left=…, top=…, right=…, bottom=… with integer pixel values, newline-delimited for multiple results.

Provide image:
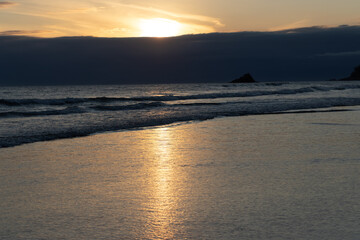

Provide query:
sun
left=139, top=18, right=181, bottom=37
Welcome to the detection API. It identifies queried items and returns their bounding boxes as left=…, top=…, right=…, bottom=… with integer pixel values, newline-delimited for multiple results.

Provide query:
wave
left=0, top=97, right=128, bottom=106
left=0, top=102, right=231, bottom=118
left=0, top=102, right=166, bottom=118
left=1, top=84, right=360, bottom=107
left=90, top=102, right=165, bottom=111
left=1, top=96, right=359, bottom=119
left=1, top=96, right=360, bottom=148
left=0, top=106, right=85, bottom=118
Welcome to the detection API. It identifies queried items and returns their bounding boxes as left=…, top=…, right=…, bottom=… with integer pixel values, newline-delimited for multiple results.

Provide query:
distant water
left=1, top=81, right=360, bottom=148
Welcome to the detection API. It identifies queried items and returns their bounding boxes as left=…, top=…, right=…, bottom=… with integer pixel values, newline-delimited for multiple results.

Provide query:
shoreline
left=1, top=105, right=359, bottom=239
left=1, top=105, right=359, bottom=149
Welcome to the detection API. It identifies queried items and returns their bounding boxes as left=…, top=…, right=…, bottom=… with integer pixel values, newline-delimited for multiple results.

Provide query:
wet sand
left=1, top=107, right=359, bottom=239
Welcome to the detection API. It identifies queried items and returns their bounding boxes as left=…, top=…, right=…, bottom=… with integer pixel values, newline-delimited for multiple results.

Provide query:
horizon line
left=1, top=24, right=359, bottom=39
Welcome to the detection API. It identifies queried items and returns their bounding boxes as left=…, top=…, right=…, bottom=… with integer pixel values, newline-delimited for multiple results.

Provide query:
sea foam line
left=1, top=84, right=359, bottom=106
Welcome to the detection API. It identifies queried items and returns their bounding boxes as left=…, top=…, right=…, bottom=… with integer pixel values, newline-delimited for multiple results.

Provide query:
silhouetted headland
left=341, top=65, right=360, bottom=81
left=231, top=73, right=256, bottom=83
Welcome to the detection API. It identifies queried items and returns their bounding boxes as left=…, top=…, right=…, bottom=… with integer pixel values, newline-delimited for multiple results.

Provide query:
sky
left=1, top=26, right=359, bottom=85
left=1, top=0, right=360, bottom=37
left=1, top=1, right=359, bottom=85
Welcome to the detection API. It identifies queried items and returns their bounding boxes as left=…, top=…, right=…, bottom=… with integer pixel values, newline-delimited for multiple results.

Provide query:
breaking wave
left=1, top=82, right=360, bottom=148
left=1, top=84, right=359, bottom=107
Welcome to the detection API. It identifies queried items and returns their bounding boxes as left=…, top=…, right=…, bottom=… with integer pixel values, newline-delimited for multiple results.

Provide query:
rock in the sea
left=341, top=65, right=360, bottom=80
left=231, top=73, right=256, bottom=83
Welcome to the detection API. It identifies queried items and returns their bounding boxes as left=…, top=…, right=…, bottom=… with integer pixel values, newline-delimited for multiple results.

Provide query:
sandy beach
left=1, top=106, right=359, bottom=239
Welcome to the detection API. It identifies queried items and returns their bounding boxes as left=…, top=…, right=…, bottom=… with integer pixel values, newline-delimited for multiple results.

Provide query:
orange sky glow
left=0, top=0, right=359, bottom=37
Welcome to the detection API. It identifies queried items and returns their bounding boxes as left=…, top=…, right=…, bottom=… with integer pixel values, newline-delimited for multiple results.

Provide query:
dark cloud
left=0, top=25, right=359, bottom=85
left=0, top=30, right=51, bottom=36
left=316, top=50, right=360, bottom=57
left=0, top=1, right=17, bottom=8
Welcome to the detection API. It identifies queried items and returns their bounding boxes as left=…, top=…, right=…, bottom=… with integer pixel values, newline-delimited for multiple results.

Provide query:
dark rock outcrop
left=341, top=65, right=360, bottom=80
left=231, top=73, right=256, bottom=83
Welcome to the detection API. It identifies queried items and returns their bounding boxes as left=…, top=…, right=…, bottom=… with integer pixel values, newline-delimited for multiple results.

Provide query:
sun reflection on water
left=146, top=127, right=177, bottom=239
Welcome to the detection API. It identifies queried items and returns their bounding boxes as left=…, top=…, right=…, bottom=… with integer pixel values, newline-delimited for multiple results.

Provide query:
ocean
left=0, top=81, right=360, bottom=239
left=1, top=81, right=360, bottom=148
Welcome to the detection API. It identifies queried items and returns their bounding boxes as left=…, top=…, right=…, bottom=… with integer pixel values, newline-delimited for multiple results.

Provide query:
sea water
left=0, top=106, right=359, bottom=239
left=1, top=81, right=360, bottom=148
left=0, top=81, right=359, bottom=239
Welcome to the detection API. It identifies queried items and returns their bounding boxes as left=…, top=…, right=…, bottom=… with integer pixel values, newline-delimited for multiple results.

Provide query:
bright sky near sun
left=0, top=0, right=359, bottom=37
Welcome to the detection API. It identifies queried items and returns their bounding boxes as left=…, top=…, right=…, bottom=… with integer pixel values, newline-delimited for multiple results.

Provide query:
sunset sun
left=139, top=18, right=181, bottom=37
